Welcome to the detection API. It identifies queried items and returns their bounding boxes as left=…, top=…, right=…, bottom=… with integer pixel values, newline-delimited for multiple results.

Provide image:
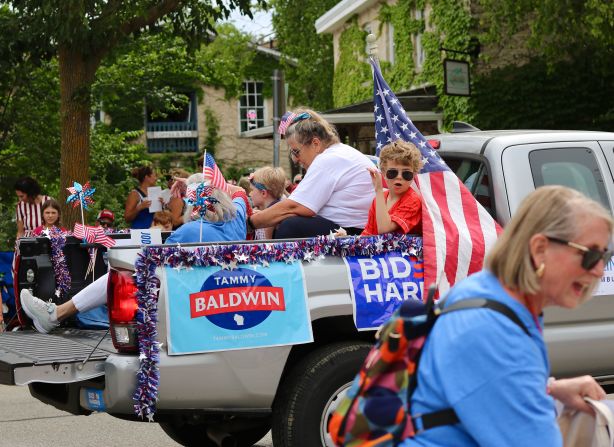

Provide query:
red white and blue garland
left=132, top=233, right=422, bottom=419
left=47, top=227, right=71, bottom=299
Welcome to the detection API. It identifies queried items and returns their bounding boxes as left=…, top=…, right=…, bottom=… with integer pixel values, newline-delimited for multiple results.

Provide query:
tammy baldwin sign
left=164, top=262, right=313, bottom=355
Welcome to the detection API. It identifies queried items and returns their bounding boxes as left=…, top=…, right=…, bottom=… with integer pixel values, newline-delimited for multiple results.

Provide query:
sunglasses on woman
left=547, top=236, right=613, bottom=270
left=384, top=169, right=414, bottom=181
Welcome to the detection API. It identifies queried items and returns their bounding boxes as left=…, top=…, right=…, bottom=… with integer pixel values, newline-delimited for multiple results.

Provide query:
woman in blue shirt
left=405, top=185, right=612, bottom=446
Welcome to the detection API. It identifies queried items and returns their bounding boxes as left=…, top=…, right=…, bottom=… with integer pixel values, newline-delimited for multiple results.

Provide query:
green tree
left=2, top=0, right=265, bottom=226
left=271, top=0, right=338, bottom=111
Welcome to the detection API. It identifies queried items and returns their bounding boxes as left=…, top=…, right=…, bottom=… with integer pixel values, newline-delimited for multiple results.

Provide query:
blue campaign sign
left=343, top=252, right=424, bottom=330
left=164, top=262, right=313, bottom=354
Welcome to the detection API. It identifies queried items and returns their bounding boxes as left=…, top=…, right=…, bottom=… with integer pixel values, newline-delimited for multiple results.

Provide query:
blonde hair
left=251, top=166, right=287, bottom=200
left=487, top=185, right=614, bottom=295
left=379, top=140, right=424, bottom=173
left=182, top=173, right=237, bottom=223
left=284, top=108, right=340, bottom=147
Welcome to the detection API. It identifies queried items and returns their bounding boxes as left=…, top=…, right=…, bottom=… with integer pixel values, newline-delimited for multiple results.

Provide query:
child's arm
left=368, top=168, right=400, bottom=234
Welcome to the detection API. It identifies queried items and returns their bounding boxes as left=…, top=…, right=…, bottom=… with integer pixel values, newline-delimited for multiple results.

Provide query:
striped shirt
left=16, top=195, right=50, bottom=237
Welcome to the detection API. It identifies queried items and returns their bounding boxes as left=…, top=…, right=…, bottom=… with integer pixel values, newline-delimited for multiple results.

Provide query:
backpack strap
left=440, top=298, right=530, bottom=336
left=409, top=297, right=530, bottom=435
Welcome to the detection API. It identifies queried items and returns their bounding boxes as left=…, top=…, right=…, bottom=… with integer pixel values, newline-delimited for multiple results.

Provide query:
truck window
left=529, top=148, right=610, bottom=210
left=444, top=157, right=495, bottom=217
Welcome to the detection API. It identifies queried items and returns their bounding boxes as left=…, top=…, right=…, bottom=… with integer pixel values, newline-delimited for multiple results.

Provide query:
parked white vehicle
left=4, top=129, right=614, bottom=447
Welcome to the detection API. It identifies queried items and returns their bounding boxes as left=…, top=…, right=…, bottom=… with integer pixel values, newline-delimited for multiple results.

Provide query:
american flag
left=370, top=57, right=501, bottom=296
left=73, top=223, right=115, bottom=248
left=203, top=152, right=229, bottom=194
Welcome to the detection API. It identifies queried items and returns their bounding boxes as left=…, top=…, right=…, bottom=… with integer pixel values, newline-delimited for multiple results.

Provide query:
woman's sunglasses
left=547, top=236, right=613, bottom=270
left=384, top=169, right=414, bottom=181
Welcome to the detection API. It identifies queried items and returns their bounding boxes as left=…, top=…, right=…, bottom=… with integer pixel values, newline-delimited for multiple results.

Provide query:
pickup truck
left=3, top=129, right=614, bottom=447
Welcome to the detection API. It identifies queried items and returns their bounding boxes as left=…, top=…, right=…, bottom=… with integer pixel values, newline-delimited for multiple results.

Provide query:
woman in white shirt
left=248, top=109, right=374, bottom=238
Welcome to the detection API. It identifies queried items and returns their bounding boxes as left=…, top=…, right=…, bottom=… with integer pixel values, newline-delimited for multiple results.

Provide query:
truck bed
left=0, top=329, right=116, bottom=386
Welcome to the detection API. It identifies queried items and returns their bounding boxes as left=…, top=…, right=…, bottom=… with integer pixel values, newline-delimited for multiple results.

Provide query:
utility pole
left=272, top=69, right=286, bottom=167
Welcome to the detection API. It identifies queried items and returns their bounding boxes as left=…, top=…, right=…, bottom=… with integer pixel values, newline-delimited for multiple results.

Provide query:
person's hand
left=367, top=167, right=383, bottom=192
left=333, top=227, right=347, bottom=237
left=140, top=199, right=152, bottom=210
left=549, top=375, right=606, bottom=414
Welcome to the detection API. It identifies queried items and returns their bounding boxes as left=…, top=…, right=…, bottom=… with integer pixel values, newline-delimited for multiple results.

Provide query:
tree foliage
left=1, top=0, right=265, bottom=226
left=271, top=0, right=338, bottom=111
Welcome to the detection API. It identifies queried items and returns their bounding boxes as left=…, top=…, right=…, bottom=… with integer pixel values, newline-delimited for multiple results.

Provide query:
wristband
left=247, top=215, right=255, bottom=230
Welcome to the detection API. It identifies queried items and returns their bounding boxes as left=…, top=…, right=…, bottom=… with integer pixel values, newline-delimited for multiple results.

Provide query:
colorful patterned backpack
left=328, top=289, right=529, bottom=447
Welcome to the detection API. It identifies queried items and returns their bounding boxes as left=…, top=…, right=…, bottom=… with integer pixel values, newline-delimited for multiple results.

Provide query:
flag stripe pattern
left=370, top=57, right=501, bottom=296
left=278, top=111, right=298, bottom=136
left=73, top=223, right=115, bottom=248
left=203, top=153, right=230, bottom=194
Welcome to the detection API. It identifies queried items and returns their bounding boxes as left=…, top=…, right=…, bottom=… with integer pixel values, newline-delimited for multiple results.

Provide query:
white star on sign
left=392, top=115, right=399, bottom=122
left=409, top=131, right=417, bottom=139
left=376, top=114, right=383, bottom=122
left=380, top=126, right=388, bottom=134
left=400, top=123, right=409, bottom=131
left=419, top=140, right=426, bottom=148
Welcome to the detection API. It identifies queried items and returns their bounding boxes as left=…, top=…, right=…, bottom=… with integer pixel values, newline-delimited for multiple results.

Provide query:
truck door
left=502, top=141, right=614, bottom=379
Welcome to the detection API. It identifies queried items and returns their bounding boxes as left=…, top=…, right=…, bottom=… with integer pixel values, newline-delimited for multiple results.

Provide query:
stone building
left=144, top=44, right=294, bottom=177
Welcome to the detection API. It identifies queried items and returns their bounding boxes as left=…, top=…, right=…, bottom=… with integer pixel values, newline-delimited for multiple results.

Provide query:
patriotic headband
left=277, top=111, right=311, bottom=136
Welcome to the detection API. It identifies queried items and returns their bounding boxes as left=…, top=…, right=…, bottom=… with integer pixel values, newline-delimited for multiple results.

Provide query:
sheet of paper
left=147, top=186, right=163, bottom=213
left=159, top=188, right=172, bottom=205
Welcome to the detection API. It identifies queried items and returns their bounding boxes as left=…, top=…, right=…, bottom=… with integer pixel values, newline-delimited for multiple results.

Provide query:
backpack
left=328, top=288, right=529, bottom=447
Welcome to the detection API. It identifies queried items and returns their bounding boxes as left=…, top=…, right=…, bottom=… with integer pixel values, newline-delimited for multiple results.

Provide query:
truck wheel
left=272, top=341, right=371, bottom=447
left=159, top=419, right=270, bottom=447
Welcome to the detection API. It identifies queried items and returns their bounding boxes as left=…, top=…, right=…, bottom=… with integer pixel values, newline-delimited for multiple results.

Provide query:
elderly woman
left=404, top=185, right=612, bottom=446
left=20, top=175, right=246, bottom=334
left=248, top=109, right=374, bottom=239
left=166, top=174, right=247, bottom=243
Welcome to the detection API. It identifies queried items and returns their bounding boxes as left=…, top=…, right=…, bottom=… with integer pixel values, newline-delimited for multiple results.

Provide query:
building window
left=239, top=81, right=265, bottom=132
left=414, top=9, right=426, bottom=69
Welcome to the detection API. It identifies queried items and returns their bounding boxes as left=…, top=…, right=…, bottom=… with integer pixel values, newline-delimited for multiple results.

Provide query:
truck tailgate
left=0, top=329, right=116, bottom=386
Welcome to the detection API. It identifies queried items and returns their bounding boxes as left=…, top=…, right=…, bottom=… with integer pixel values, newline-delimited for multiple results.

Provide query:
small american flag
left=203, top=153, right=229, bottom=194
left=370, top=57, right=501, bottom=296
left=277, top=111, right=297, bottom=136
left=73, top=223, right=115, bottom=248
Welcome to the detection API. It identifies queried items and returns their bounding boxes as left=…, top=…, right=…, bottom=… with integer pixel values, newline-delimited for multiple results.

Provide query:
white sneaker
left=20, top=289, right=59, bottom=334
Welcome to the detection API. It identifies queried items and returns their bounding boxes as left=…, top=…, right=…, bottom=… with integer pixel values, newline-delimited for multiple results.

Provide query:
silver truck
left=3, top=129, right=614, bottom=447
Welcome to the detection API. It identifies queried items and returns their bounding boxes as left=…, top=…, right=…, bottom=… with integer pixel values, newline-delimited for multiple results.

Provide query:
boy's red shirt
left=361, top=188, right=422, bottom=236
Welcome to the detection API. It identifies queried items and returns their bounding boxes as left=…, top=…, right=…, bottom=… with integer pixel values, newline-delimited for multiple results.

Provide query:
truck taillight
left=108, top=269, right=139, bottom=353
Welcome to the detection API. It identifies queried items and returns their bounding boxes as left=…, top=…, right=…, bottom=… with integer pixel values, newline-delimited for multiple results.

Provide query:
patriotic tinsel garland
left=133, top=233, right=423, bottom=419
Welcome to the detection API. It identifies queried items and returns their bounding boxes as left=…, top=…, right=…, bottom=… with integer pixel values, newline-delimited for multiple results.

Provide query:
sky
left=225, top=7, right=274, bottom=40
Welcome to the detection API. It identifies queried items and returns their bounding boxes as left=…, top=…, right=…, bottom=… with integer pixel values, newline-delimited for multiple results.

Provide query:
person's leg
left=274, top=215, right=339, bottom=239
left=20, top=273, right=108, bottom=333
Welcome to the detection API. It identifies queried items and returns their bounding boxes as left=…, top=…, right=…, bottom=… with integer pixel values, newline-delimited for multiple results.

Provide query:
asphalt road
left=0, top=385, right=273, bottom=447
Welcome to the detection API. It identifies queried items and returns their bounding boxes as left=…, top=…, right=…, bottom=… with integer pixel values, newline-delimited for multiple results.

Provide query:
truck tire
left=159, top=419, right=270, bottom=447
left=272, top=341, right=371, bottom=447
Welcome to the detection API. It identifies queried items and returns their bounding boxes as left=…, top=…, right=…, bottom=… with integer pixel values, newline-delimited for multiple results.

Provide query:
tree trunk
left=58, top=46, right=99, bottom=228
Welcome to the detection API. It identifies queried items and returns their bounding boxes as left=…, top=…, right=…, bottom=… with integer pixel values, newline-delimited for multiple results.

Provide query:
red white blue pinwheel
left=66, top=181, right=95, bottom=210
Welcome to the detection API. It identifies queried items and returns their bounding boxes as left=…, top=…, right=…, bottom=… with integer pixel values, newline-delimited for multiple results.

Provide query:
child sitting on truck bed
left=361, top=140, right=423, bottom=236
left=249, top=166, right=287, bottom=240
left=20, top=175, right=247, bottom=334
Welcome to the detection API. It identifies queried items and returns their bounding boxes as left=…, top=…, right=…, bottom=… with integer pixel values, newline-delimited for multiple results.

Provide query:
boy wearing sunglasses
left=361, top=140, right=424, bottom=236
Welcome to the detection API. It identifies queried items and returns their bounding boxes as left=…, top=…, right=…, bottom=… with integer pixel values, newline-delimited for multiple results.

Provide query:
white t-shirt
left=289, top=143, right=374, bottom=228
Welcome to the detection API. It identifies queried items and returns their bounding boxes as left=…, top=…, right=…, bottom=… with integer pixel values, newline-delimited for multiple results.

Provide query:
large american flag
left=203, top=153, right=230, bottom=194
left=370, top=57, right=501, bottom=296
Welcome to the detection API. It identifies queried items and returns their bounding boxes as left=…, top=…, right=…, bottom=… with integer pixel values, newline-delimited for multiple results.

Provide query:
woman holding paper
left=124, top=165, right=157, bottom=229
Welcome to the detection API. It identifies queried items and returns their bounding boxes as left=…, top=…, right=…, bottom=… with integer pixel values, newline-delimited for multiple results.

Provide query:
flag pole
left=202, top=148, right=207, bottom=176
